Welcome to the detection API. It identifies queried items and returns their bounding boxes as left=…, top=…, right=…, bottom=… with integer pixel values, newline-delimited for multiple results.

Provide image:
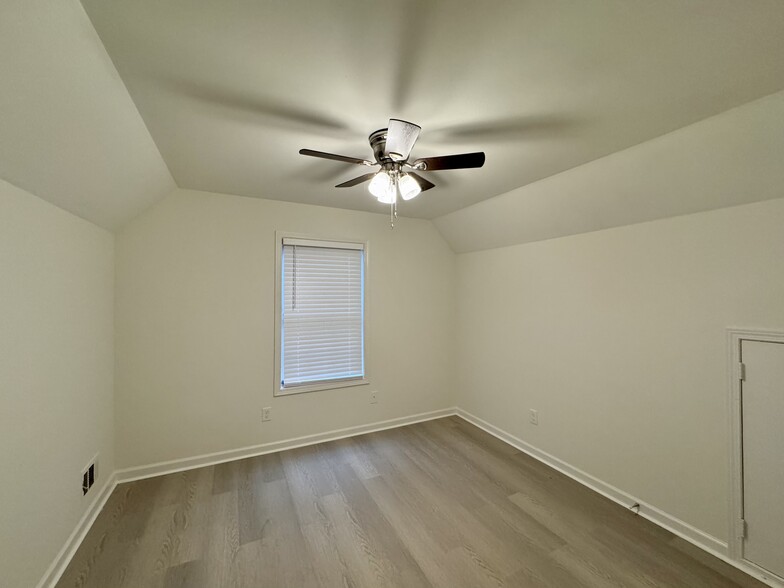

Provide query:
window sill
left=275, top=377, right=369, bottom=397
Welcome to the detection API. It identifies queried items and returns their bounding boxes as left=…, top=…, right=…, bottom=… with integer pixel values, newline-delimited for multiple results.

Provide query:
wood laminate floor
left=57, top=417, right=766, bottom=587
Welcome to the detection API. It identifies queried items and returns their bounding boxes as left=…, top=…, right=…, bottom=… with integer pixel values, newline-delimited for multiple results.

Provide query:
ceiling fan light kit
left=368, top=171, right=395, bottom=203
left=300, top=118, right=485, bottom=227
left=398, top=173, right=421, bottom=201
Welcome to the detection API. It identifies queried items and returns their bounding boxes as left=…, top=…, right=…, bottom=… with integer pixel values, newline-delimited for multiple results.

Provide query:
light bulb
left=368, top=171, right=396, bottom=203
left=376, top=186, right=397, bottom=204
left=398, top=174, right=422, bottom=200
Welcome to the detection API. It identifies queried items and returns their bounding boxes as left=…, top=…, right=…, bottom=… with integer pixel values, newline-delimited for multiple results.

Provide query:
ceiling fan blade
left=159, top=76, right=349, bottom=135
left=385, top=119, right=421, bottom=162
left=413, top=152, right=485, bottom=171
left=408, top=172, right=435, bottom=192
left=429, top=115, right=581, bottom=143
left=335, top=173, right=377, bottom=188
left=299, top=149, right=372, bottom=166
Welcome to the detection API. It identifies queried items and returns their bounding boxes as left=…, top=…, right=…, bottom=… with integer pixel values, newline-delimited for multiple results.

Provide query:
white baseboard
left=454, top=408, right=783, bottom=588
left=36, top=473, right=118, bottom=588
left=38, top=407, right=456, bottom=588
left=39, top=406, right=781, bottom=588
left=116, top=407, right=457, bottom=483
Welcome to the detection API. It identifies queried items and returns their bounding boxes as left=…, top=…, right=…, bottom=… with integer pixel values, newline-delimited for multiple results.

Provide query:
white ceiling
left=0, top=1, right=175, bottom=229
left=3, top=2, right=784, bottom=230
left=435, top=91, right=784, bottom=253
left=77, top=0, right=784, bottom=221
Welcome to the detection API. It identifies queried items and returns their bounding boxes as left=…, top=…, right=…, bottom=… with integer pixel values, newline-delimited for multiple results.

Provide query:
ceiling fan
left=299, top=119, right=485, bottom=226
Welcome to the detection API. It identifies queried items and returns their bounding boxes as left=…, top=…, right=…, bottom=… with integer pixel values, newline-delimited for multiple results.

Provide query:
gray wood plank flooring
left=56, top=417, right=766, bottom=587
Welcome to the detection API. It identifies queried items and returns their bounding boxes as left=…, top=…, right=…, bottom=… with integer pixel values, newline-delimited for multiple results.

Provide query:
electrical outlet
left=262, top=407, right=272, bottom=422
left=529, top=409, right=539, bottom=426
left=370, top=391, right=378, bottom=404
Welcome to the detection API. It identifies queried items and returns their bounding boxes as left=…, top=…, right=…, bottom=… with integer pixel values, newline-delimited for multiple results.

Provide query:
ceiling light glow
left=368, top=171, right=396, bottom=203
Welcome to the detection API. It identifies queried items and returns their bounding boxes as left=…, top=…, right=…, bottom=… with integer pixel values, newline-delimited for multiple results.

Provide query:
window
left=274, top=235, right=367, bottom=395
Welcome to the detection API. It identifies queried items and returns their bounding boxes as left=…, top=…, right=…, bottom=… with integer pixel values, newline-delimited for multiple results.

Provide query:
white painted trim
left=727, top=328, right=745, bottom=561
left=744, top=559, right=784, bottom=588
left=36, top=473, right=118, bottom=588
left=454, top=408, right=784, bottom=588
left=273, top=230, right=371, bottom=397
left=37, top=407, right=456, bottom=587
left=727, top=328, right=784, bottom=586
left=39, top=404, right=784, bottom=588
left=117, top=407, right=456, bottom=483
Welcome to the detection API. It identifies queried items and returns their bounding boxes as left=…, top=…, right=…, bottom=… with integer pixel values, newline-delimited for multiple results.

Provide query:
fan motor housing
left=369, top=129, right=391, bottom=165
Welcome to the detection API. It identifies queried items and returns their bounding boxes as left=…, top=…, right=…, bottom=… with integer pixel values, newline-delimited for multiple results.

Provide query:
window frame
left=273, top=231, right=369, bottom=396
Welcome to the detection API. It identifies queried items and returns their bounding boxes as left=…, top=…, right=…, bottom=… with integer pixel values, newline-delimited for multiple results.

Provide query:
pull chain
left=389, top=173, right=399, bottom=229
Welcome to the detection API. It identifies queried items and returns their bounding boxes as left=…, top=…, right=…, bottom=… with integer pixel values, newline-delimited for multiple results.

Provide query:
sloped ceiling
left=0, top=1, right=175, bottom=229
left=3, top=1, right=784, bottom=231
left=79, top=0, right=784, bottom=221
left=435, top=92, right=784, bottom=252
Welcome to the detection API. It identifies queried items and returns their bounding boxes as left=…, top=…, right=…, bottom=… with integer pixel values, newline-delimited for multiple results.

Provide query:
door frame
left=727, top=328, right=784, bottom=580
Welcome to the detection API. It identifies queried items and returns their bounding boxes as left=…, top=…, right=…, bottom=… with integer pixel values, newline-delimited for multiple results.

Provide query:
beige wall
left=6, top=94, right=782, bottom=585
left=455, top=197, right=784, bottom=543
left=0, top=179, right=115, bottom=588
left=115, top=188, right=456, bottom=469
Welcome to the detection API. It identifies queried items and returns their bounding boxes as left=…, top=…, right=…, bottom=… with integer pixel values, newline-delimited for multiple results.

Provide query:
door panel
left=741, top=339, right=784, bottom=579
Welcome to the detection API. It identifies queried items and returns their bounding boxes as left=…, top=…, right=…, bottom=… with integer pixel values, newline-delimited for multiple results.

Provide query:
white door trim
left=727, top=328, right=784, bottom=584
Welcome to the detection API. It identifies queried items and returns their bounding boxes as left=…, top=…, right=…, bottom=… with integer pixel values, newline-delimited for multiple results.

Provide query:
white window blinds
left=281, top=240, right=365, bottom=388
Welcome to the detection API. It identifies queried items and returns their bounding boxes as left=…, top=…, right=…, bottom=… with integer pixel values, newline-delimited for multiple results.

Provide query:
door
left=741, top=339, right=784, bottom=579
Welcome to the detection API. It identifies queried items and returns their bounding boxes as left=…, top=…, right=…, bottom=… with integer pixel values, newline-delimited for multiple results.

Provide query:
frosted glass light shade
left=398, top=174, right=422, bottom=200
left=376, top=187, right=397, bottom=204
left=368, top=171, right=395, bottom=203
